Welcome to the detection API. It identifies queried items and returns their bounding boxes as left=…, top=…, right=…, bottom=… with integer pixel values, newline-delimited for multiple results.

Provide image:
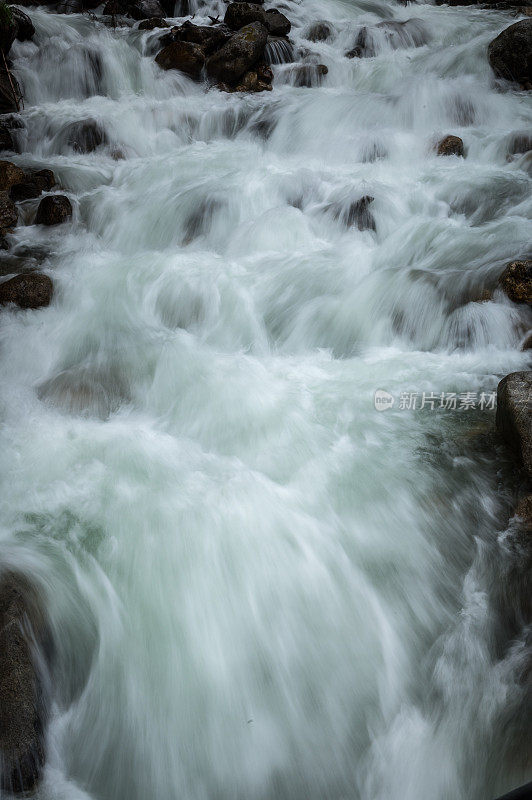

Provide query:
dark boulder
left=10, top=178, right=41, bottom=201
left=225, top=2, right=268, bottom=30
left=0, top=4, right=18, bottom=55
left=32, top=168, right=56, bottom=192
left=0, top=159, right=24, bottom=190
left=206, top=21, right=268, bottom=84
left=63, top=119, right=107, bottom=153
left=488, top=20, right=532, bottom=88
left=10, top=168, right=56, bottom=201
left=264, top=9, right=290, bottom=37
left=305, top=20, right=332, bottom=42
left=102, top=0, right=128, bottom=14
left=499, top=259, right=532, bottom=304
left=224, top=4, right=291, bottom=36
left=436, top=134, right=464, bottom=156
left=138, top=16, right=169, bottom=29
left=496, top=372, right=532, bottom=478
left=155, top=40, right=205, bottom=79
left=0, top=573, right=50, bottom=794
left=35, top=195, right=72, bottom=226
left=0, top=272, right=52, bottom=308
left=10, top=6, right=34, bottom=41
left=159, top=21, right=230, bottom=53
left=0, top=122, right=15, bottom=152
left=129, top=0, right=166, bottom=20
left=0, top=190, right=17, bottom=231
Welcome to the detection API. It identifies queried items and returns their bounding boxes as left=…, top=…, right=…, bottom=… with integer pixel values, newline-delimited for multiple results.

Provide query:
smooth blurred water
left=0, top=0, right=531, bottom=797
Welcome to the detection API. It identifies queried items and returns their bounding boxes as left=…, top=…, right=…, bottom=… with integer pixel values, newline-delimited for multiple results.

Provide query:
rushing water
left=0, top=0, right=531, bottom=797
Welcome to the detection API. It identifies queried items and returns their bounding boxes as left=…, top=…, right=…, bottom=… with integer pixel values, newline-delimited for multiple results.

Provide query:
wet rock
left=159, top=21, right=230, bottom=53
left=206, top=21, right=268, bottom=84
left=10, top=6, right=34, bottom=41
left=496, top=371, right=532, bottom=478
left=32, top=168, right=56, bottom=192
left=38, top=363, right=130, bottom=419
left=436, top=134, right=464, bottom=156
left=0, top=5, right=18, bottom=55
left=155, top=40, right=205, bottom=78
left=488, top=20, right=532, bottom=88
left=225, top=2, right=268, bottom=30
left=499, top=259, right=532, bottom=304
left=0, top=159, right=24, bottom=190
left=9, top=168, right=56, bottom=201
left=0, top=122, right=15, bottom=152
left=129, top=0, right=166, bottom=21
left=138, top=16, right=168, bottom=28
left=63, top=119, right=107, bottom=153
left=0, top=573, right=50, bottom=794
left=305, top=21, right=332, bottom=42
left=10, top=178, right=41, bottom=201
left=35, top=195, right=72, bottom=226
left=288, top=63, right=328, bottom=87
left=0, top=273, right=53, bottom=308
left=0, top=190, right=17, bottom=231
left=264, top=9, right=290, bottom=37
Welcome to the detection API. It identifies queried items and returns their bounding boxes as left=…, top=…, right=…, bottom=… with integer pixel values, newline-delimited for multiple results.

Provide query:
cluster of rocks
left=152, top=2, right=293, bottom=93
left=0, top=156, right=72, bottom=309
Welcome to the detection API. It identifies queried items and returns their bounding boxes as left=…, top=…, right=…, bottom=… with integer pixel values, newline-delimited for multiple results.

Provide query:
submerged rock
left=206, top=21, right=268, bottom=85
left=305, top=20, right=332, bottom=42
left=0, top=573, right=50, bottom=794
left=35, top=195, right=72, bottom=226
left=488, top=20, right=532, bottom=88
left=62, top=119, right=108, bottom=154
left=0, top=272, right=53, bottom=308
left=287, top=63, right=328, bottom=87
left=436, top=134, right=464, bottom=156
left=329, top=195, right=376, bottom=231
left=496, top=372, right=532, bottom=477
left=499, top=259, right=532, bottom=304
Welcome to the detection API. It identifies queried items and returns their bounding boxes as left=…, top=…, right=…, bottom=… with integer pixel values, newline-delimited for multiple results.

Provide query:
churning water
left=0, top=0, right=531, bottom=797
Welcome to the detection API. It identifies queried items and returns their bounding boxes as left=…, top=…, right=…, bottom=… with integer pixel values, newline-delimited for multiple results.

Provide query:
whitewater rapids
left=0, top=0, right=531, bottom=797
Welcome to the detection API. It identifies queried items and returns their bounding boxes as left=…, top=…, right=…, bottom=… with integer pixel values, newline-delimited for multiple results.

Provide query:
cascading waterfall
left=0, top=0, right=531, bottom=798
